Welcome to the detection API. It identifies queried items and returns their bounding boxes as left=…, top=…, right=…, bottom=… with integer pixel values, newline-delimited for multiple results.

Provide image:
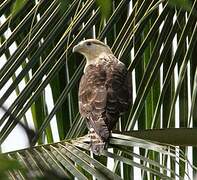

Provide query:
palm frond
left=1, top=0, right=197, bottom=179
left=4, top=134, right=195, bottom=180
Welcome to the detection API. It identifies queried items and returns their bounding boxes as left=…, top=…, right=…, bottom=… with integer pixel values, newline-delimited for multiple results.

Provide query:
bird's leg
left=88, top=128, right=105, bottom=155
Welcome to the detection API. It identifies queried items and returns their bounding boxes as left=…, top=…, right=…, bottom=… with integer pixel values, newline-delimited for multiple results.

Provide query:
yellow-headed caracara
left=73, top=39, right=132, bottom=154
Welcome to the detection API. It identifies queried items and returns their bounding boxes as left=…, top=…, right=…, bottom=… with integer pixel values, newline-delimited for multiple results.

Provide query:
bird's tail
left=87, top=114, right=110, bottom=142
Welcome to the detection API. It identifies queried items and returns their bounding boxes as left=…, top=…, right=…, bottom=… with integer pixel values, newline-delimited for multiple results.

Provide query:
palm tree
left=0, top=0, right=197, bottom=179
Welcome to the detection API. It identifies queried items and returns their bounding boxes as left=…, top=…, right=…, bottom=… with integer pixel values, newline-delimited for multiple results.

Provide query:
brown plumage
left=73, top=39, right=132, bottom=154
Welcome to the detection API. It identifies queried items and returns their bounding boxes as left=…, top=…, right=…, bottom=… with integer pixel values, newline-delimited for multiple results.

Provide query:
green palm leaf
left=4, top=133, right=194, bottom=179
left=1, top=0, right=197, bottom=179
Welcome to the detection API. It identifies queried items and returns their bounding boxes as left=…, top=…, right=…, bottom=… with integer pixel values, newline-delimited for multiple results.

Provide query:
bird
left=73, top=39, right=132, bottom=154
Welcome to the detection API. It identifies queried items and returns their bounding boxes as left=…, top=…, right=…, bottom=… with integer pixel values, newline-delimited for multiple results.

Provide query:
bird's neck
left=84, top=52, right=110, bottom=73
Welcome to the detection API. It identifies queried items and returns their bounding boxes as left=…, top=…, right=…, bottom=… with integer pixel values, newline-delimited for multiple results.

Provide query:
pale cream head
left=73, top=39, right=112, bottom=62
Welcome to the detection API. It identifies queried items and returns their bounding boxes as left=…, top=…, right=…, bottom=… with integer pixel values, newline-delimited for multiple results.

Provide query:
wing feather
left=79, top=57, right=132, bottom=141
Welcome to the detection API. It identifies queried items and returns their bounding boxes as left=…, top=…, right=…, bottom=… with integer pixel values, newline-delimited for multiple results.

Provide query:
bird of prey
left=73, top=39, right=132, bottom=154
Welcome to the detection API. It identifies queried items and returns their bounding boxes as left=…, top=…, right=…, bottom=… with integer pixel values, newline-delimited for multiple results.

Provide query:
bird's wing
left=78, top=59, right=132, bottom=141
left=79, top=64, right=109, bottom=141
left=105, top=59, right=132, bottom=130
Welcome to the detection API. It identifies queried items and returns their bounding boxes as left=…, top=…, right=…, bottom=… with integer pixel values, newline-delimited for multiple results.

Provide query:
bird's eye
left=86, top=42, right=92, bottom=46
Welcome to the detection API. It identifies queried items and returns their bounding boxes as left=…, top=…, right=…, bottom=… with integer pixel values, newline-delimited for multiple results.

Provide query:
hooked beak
left=72, top=43, right=83, bottom=53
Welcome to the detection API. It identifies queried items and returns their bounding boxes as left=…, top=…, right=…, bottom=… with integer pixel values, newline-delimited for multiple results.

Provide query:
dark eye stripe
left=86, top=42, right=91, bottom=46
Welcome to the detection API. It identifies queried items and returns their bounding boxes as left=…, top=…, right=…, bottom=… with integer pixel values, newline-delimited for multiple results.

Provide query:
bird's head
left=73, top=39, right=112, bottom=62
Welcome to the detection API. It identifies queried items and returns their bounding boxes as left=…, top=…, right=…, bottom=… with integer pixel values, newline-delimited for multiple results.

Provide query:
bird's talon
left=91, top=142, right=105, bottom=155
